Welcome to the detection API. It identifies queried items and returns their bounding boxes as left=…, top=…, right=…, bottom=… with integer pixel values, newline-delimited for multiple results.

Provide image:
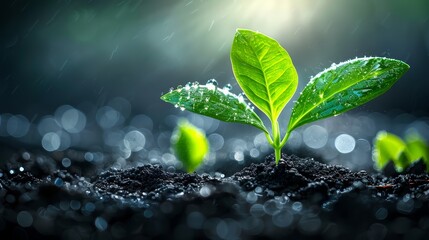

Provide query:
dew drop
left=169, top=87, right=174, bottom=93
left=206, top=79, right=218, bottom=86
left=192, top=81, right=199, bottom=88
left=180, top=107, right=185, bottom=111
left=174, top=104, right=179, bottom=108
left=206, top=80, right=217, bottom=91
left=185, top=82, right=192, bottom=90
left=223, top=84, right=232, bottom=91
left=238, top=93, right=245, bottom=103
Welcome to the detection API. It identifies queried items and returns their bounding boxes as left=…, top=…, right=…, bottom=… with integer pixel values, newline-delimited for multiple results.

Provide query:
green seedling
left=171, top=120, right=209, bottom=172
left=162, top=29, right=409, bottom=164
left=373, top=131, right=429, bottom=172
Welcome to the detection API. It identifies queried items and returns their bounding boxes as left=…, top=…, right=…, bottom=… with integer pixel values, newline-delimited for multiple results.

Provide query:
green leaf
left=230, top=29, right=298, bottom=121
left=288, top=57, right=410, bottom=133
left=405, top=133, right=429, bottom=170
left=172, top=120, right=209, bottom=172
left=161, top=82, right=268, bottom=133
left=405, top=133, right=429, bottom=161
left=373, top=131, right=408, bottom=171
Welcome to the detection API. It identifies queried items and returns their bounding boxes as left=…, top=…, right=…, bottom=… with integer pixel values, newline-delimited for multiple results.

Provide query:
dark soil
left=1, top=153, right=429, bottom=239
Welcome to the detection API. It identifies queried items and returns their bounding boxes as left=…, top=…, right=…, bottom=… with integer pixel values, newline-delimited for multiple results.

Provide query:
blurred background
left=0, top=0, right=428, bottom=173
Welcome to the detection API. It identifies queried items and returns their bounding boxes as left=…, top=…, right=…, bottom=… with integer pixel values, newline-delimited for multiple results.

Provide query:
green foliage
left=373, top=131, right=408, bottom=171
left=161, top=82, right=268, bottom=133
left=161, top=29, right=410, bottom=164
left=373, top=131, right=429, bottom=172
left=288, top=57, right=409, bottom=133
left=406, top=133, right=429, bottom=165
left=230, top=29, right=298, bottom=122
left=231, top=29, right=298, bottom=162
left=171, top=120, right=209, bottom=172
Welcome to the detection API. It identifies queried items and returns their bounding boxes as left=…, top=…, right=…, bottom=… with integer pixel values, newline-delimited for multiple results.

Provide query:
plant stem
left=265, top=132, right=274, bottom=145
left=280, top=131, right=291, bottom=147
left=274, top=145, right=281, bottom=164
left=272, top=120, right=282, bottom=164
left=274, top=128, right=293, bottom=165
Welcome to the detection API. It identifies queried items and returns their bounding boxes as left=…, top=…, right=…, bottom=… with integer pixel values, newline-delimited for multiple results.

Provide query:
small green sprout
left=162, top=29, right=409, bottom=164
left=171, top=120, right=209, bottom=172
left=373, top=131, right=429, bottom=172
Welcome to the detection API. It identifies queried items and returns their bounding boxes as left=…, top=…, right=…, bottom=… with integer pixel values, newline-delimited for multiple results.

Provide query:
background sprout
left=373, top=131, right=429, bottom=172
left=162, top=29, right=409, bottom=164
left=171, top=120, right=209, bottom=172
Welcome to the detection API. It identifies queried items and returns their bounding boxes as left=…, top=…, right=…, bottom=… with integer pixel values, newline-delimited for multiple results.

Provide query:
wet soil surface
left=1, top=153, right=429, bottom=239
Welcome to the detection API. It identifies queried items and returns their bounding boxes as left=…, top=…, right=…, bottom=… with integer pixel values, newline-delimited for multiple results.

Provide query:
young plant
left=171, top=120, right=209, bottom=172
left=373, top=131, right=429, bottom=172
left=161, top=29, right=410, bottom=164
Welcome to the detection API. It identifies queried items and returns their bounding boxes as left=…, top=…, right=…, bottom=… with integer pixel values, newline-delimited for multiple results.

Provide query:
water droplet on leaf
left=206, top=79, right=218, bottom=86
left=223, top=84, right=232, bottom=91
left=185, top=82, right=192, bottom=90
left=238, top=93, right=244, bottom=102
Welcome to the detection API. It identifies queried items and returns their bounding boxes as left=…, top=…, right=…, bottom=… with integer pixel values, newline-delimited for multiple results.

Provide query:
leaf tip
left=235, top=28, right=257, bottom=37
left=235, top=28, right=247, bottom=33
left=401, top=60, right=411, bottom=71
left=160, top=92, right=168, bottom=101
left=160, top=90, right=175, bottom=103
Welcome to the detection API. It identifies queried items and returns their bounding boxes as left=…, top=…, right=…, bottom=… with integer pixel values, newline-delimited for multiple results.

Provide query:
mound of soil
left=93, top=165, right=222, bottom=202
left=1, top=153, right=429, bottom=239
